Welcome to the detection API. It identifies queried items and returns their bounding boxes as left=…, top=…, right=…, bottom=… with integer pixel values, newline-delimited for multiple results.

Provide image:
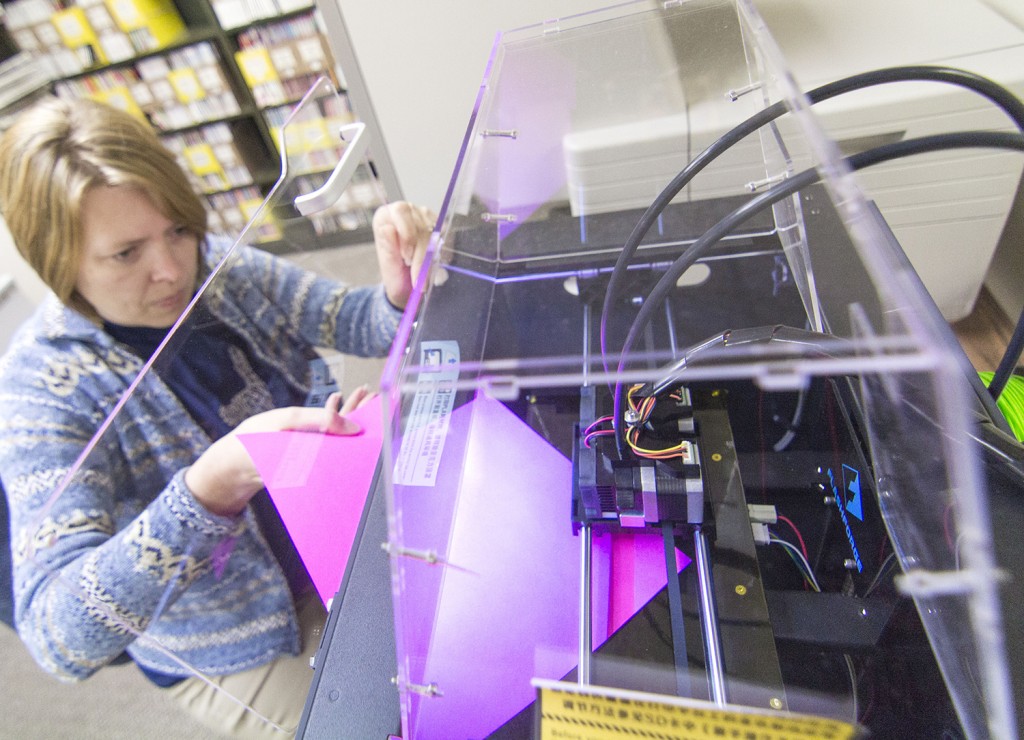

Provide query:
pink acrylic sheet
left=238, top=395, right=383, bottom=605
left=240, top=393, right=689, bottom=738
left=389, top=395, right=690, bottom=739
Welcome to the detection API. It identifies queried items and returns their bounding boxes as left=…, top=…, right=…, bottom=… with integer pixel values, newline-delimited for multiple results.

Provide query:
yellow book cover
left=235, top=47, right=280, bottom=88
left=94, top=87, right=146, bottom=120
left=51, top=7, right=107, bottom=65
left=104, top=0, right=185, bottom=48
left=168, top=68, right=207, bottom=103
left=241, top=196, right=282, bottom=242
left=183, top=143, right=225, bottom=177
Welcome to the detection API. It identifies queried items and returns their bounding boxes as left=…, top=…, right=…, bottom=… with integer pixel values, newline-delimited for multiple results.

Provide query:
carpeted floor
left=0, top=625, right=223, bottom=739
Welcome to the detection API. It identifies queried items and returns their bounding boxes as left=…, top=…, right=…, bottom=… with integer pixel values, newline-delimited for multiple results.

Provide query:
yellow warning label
left=536, top=681, right=859, bottom=740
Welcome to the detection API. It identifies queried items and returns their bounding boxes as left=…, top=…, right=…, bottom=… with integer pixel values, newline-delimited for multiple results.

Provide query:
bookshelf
left=0, top=0, right=391, bottom=250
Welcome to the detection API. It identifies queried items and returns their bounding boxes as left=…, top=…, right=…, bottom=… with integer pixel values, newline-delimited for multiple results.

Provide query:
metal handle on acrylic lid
left=293, top=121, right=368, bottom=215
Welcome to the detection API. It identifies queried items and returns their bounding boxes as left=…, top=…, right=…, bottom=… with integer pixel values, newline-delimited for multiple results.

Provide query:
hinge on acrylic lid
left=541, top=18, right=561, bottom=35
left=897, top=567, right=1009, bottom=597
left=381, top=541, right=444, bottom=565
left=391, top=676, right=444, bottom=698
left=381, top=542, right=473, bottom=573
left=725, top=80, right=763, bottom=101
left=480, top=212, right=517, bottom=223
left=746, top=171, right=788, bottom=192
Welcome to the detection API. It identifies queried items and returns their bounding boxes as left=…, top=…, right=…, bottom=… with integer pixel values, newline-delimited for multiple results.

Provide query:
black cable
left=599, top=66, right=1024, bottom=404
left=643, top=324, right=837, bottom=398
left=989, top=314, right=1024, bottom=400
left=612, top=131, right=1024, bottom=458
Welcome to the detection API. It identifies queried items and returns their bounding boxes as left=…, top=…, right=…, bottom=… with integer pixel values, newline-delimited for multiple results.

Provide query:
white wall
left=0, top=215, right=47, bottom=351
left=987, top=180, right=1024, bottom=325
left=984, top=0, right=1024, bottom=326
left=325, top=0, right=612, bottom=209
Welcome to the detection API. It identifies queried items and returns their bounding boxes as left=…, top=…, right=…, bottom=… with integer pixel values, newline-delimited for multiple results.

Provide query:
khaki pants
left=165, top=593, right=326, bottom=739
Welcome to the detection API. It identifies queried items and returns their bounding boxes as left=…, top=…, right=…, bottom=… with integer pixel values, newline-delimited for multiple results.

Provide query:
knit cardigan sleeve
left=0, top=320, right=242, bottom=681
left=206, top=238, right=404, bottom=359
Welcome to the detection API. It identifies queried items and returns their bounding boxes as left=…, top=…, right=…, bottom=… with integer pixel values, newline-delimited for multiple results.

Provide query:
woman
left=0, top=96, right=432, bottom=736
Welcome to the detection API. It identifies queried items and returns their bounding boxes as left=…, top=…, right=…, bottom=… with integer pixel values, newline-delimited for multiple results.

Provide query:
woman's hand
left=325, top=383, right=377, bottom=415
left=373, top=201, right=435, bottom=309
left=184, top=403, right=362, bottom=517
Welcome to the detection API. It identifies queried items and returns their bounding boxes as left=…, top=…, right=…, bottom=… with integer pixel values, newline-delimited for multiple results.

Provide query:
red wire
left=942, top=502, right=955, bottom=551
left=777, top=514, right=810, bottom=562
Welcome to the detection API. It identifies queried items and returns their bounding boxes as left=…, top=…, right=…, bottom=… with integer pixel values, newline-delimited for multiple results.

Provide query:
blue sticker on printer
left=842, top=463, right=863, bottom=521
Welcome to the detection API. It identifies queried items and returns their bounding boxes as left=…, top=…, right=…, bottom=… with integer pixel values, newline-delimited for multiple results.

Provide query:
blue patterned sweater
left=0, top=236, right=401, bottom=681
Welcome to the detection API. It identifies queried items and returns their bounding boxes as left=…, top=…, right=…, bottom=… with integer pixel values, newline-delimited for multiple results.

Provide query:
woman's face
left=75, top=185, right=199, bottom=328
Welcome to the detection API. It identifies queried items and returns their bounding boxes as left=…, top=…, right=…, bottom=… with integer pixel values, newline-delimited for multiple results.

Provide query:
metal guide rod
left=579, top=296, right=593, bottom=686
left=578, top=524, right=593, bottom=685
left=694, top=526, right=727, bottom=705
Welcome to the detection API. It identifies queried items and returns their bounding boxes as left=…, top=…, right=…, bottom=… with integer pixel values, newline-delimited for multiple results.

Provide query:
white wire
left=864, top=552, right=897, bottom=596
left=844, top=653, right=860, bottom=722
left=771, top=538, right=861, bottom=720
left=769, top=536, right=821, bottom=592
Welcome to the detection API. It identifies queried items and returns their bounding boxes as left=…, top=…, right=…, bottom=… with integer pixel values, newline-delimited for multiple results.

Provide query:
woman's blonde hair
left=0, top=96, right=207, bottom=309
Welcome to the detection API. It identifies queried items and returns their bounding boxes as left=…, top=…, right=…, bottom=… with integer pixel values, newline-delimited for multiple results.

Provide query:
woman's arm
left=2, top=373, right=236, bottom=680
left=2, top=337, right=360, bottom=679
left=208, top=202, right=433, bottom=358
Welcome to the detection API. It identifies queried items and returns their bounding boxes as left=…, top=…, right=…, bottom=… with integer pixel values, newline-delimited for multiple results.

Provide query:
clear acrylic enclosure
left=9, top=78, right=385, bottom=736
left=380, top=1, right=1015, bottom=738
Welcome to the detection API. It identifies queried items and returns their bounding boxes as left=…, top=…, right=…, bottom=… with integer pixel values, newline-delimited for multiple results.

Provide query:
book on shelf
left=3, top=0, right=185, bottom=76
left=55, top=41, right=242, bottom=130
left=210, top=0, right=314, bottom=31
left=234, top=11, right=336, bottom=108
left=162, top=122, right=256, bottom=194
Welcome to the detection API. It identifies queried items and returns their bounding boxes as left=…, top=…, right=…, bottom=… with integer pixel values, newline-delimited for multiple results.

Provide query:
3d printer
left=370, top=1, right=1022, bottom=738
